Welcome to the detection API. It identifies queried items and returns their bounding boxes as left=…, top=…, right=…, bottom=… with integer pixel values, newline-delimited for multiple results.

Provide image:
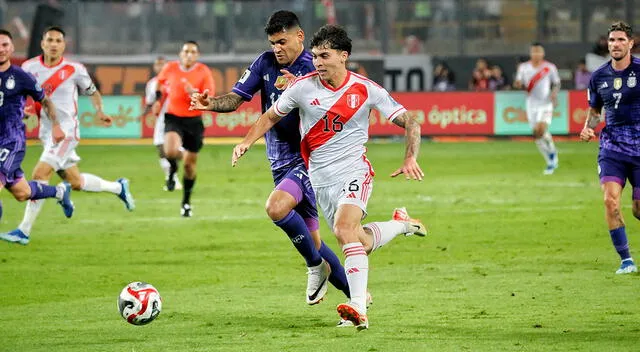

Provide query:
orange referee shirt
left=157, top=61, right=215, bottom=117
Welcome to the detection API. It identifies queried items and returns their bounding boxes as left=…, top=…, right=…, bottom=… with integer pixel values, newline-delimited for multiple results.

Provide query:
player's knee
left=265, top=198, right=291, bottom=221
left=70, top=180, right=83, bottom=191
left=604, top=194, right=620, bottom=212
left=333, top=221, right=359, bottom=243
left=11, top=188, right=30, bottom=202
left=533, top=129, right=544, bottom=139
left=183, top=163, right=196, bottom=176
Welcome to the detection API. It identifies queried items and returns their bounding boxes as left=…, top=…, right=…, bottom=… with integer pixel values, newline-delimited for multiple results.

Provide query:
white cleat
left=306, top=259, right=330, bottom=305
left=337, top=302, right=369, bottom=331
left=392, top=207, right=427, bottom=237
left=616, top=259, right=638, bottom=274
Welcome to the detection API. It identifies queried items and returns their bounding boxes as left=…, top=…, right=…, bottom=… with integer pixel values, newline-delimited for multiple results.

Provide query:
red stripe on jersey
left=41, top=64, right=76, bottom=96
left=300, top=82, right=368, bottom=167
left=289, top=71, right=319, bottom=88
left=526, top=66, right=550, bottom=93
left=351, top=72, right=383, bottom=89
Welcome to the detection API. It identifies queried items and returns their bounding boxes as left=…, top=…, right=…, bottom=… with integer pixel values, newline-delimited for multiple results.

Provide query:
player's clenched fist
left=580, top=127, right=596, bottom=142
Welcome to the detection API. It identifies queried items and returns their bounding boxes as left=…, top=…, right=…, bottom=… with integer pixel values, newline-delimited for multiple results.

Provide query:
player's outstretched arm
left=40, top=96, right=65, bottom=144
left=190, top=91, right=244, bottom=113
left=89, top=90, right=112, bottom=126
left=390, top=112, right=424, bottom=181
left=232, top=107, right=283, bottom=167
left=580, top=107, right=602, bottom=142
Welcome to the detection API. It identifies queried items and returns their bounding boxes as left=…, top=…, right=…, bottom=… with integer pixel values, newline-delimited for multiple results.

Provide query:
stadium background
left=1, top=0, right=623, bottom=140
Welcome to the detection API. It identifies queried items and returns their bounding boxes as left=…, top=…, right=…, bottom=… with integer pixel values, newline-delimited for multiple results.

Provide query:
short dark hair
left=264, top=10, right=301, bottom=36
left=310, top=25, right=352, bottom=55
left=0, top=29, right=12, bottom=40
left=183, top=40, right=199, bottom=50
left=608, top=21, right=633, bottom=39
left=43, top=26, right=65, bottom=38
left=531, top=42, right=544, bottom=48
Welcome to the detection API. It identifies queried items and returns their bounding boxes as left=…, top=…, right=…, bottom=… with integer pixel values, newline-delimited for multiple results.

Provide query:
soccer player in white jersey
left=514, top=42, right=561, bottom=175
left=231, top=25, right=426, bottom=330
left=143, top=56, right=182, bottom=191
left=0, top=26, right=135, bottom=245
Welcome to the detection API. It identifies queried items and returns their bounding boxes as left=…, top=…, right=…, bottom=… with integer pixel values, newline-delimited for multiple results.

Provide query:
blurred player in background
left=191, top=10, right=353, bottom=317
left=580, top=21, right=640, bottom=274
left=154, top=40, right=214, bottom=217
left=0, top=26, right=135, bottom=245
left=514, top=43, right=561, bottom=175
left=143, top=56, right=182, bottom=190
left=231, top=25, right=427, bottom=330
left=0, top=29, right=74, bottom=244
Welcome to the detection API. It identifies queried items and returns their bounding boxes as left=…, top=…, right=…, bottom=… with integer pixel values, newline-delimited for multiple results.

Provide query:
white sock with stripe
left=342, top=242, right=369, bottom=313
left=159, top=158, right=171, bottom=177
left=18, top=181, right=47, bottom=235
left=365, top=220, right=410, bottom=253
left=81, top=173, right=122, bottom=194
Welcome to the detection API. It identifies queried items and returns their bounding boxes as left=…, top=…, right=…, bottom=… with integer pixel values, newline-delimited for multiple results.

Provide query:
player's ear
left=297, top=29, right=304, bottom=42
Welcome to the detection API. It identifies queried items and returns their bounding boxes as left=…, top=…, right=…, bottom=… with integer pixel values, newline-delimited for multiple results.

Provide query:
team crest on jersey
left=5, top=75, right=15, bottom=90
left=628, top=72, right=636, bottom=88
left=614, top=77, right=622, bottom=90
left=347, top=94, right=360, bottom=109
left=274, top=75, right=289, bottom=90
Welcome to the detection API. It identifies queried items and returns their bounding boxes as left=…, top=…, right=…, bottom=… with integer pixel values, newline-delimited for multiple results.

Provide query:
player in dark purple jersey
left=580, top=21, right=640, bottom=274
left=0, top=29, right=74, bottom=242
left=190, top=11, right=353, bottom=313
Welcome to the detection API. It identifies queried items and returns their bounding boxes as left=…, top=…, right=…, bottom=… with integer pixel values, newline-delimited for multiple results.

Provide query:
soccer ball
left=117, top=282, right=162, bottom=325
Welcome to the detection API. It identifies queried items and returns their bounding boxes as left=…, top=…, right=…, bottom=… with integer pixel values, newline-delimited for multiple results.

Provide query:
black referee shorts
left=164, top=113, right=204, bottom=153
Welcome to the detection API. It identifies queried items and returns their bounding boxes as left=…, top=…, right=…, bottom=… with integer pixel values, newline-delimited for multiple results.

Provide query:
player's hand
left=580, top=127, right=596, bottom=142
left=551, top=93, right=558, bottom=107
left=391, top=157, right=424, bottom=181
left=96, top=111, right=113, bottom=127
left=231, top=143, right=250, bottom=167
left=52, top=124, right=65, bottom=144
left=280, top=69, right=296, bottom=84
left=190, top=90, right=212, bottom=111
left=151, top=101, right=162, bottom=115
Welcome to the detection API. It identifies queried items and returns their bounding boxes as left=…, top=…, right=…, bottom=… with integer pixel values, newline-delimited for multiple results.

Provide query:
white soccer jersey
left=274, top=71, right=407, bottom=187
left=515, top=60, right=560, bottom=105
left=22, top=56, right=96, bottom=141
left=145, top=76, right=168, bottom=115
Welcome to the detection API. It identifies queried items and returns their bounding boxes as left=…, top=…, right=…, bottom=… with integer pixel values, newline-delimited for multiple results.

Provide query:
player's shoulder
left=289, top=71, right=319, bottom=87
left=163, top=61, right=180, bottom=72
left=351, top=71, right=384, bottom=89
left=195, top=62, right=211, bottom=72
left=630, top=56, right=640, bottom=70
left=9, top=64, right=33, bottom=79
left=21, top=56, right=41, bottom=70
left=591, top=61, right=612, bottom=77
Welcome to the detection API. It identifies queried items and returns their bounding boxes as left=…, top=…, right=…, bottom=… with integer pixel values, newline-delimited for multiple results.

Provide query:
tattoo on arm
left=209, top=93, right=244, bottom=113
left=392, top=112, right=421, bottom=159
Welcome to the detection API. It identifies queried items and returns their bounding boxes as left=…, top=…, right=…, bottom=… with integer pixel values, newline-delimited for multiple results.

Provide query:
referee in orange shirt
left=153, top=40, right=215, bottom=217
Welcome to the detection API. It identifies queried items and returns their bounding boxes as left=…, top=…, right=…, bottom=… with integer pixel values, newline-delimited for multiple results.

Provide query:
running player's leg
left=60, top=165, right=134, bottom=211
left=155, top=114, right=182, bottom=190
left=599, top=150, right=636, bottom=273
left=179, top=118, right=204, bottom=217
left=163, top=114, right=184, bottom=192
left=13, top=161, right=56, bottom=237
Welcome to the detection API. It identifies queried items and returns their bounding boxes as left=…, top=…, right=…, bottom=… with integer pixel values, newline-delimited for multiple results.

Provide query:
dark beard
left=612, top=53, right=626, bottom=61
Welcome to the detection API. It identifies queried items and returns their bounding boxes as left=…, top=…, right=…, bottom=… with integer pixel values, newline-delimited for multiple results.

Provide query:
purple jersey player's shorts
left=273, top=163, right=319, bottom=231
left=598, top=148, right=640, bottom=200
left=0, top=141, right=25, bottom=188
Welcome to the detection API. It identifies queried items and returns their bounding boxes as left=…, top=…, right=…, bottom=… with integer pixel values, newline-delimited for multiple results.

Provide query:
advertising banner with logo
left=494, top=91, right=569, bottom=135
left=568, top=90, right=604, bottom=134
left=369, top=92, right=494, bottom=135
left=384, top=55, right=433, bottom=92
left=79, top=96, right=142, bottom=138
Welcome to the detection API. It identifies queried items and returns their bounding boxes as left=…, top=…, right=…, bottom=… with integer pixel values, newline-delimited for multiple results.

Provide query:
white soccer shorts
left=526, top=101, right=553, bottom=128
left=314, top=165, right=374, bottom=230
left=153, top=113, right=165, bottom=146
left=40, top=138, right=81, bottom=171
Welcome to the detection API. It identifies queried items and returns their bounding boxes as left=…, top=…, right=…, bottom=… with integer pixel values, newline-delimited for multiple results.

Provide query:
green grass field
left=1, top=141, right=639, bottom=351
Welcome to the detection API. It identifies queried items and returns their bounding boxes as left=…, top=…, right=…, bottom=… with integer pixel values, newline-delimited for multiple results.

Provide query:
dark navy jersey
left=232, top=50, right=315, bottom=171
left=588, top=56, right=640, bottom=156
left=0, top=65, right=45, bottom=145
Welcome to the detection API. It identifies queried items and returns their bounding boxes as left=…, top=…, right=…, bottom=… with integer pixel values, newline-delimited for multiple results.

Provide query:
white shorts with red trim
left=40, top=138, right=81, bottom=171
left=314, top=164, right=374, bottom=230
left=526, top=100, right=553, bottom=129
